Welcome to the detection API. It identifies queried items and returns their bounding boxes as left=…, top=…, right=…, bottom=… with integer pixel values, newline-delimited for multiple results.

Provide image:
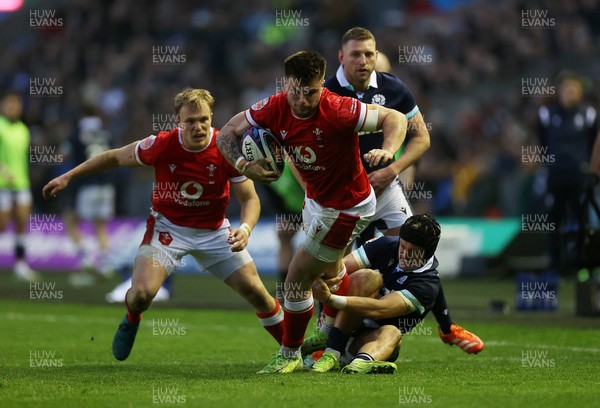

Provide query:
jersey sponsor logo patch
left=251, top=97, right=270, bottom=111
left=140, top=135, right=157, bottom=150
left=180, top=181, right=203, bottom=200
left=158, top=231, right=173, bottom=246
left=371, top=94, right=386, bottom=105
left=169, top=164, right=177, bottom=173
left=396, top=275, right=408, bottom=285
left=281, top=130, right=288, bottom=139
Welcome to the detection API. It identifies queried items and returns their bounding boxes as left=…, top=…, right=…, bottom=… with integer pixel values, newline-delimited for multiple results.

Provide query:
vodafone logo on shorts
left=158, top=231, right=173, bottom=246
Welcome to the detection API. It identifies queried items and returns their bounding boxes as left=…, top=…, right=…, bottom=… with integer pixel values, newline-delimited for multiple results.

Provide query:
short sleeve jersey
left=355, top=235, right=439, bottom=315
left=135, top=127, right=245, bottom=229
left=245, top=88, right=372, bottom=209
left=325, top=67, right=419, bottom=173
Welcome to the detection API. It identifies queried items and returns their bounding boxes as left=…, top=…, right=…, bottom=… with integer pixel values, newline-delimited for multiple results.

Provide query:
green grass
left=0, top=273, right=599, bottom=407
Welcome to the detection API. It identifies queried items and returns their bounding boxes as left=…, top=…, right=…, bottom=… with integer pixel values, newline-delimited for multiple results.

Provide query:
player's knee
left=129, top=283, right=160, bottom=305
left=349, top=269, right=383, bottom=296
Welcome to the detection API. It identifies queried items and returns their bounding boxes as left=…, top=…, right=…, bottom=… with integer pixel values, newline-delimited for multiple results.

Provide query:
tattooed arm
left=216, top=112, right=280, bottom=183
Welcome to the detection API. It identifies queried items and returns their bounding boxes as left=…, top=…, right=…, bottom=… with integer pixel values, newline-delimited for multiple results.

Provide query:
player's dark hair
left=342, top=27, right=376, bottom=47
left=399, top=214, right=441, bottom=260
left=284, top=50, right=326, bottom=85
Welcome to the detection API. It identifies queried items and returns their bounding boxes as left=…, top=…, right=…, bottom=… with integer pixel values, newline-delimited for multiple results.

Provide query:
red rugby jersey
left=135, top=127, right=245, bottom=229
left=246, top=88, right=372, bottom=209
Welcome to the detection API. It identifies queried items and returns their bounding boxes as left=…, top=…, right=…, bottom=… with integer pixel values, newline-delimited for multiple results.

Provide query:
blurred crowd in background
left=1, top=0, right=599, bottom=219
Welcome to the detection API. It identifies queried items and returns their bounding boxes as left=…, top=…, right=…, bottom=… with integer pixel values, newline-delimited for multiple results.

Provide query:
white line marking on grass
left=0, top=312, right=261, bottom=332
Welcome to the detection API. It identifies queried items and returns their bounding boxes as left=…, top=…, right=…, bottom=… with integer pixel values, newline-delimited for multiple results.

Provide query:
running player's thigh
left=223, top=261, right=273, bottom=307
left=131, top=252, right=169, bottom=296
left=288, top=245, right=340, bottom=286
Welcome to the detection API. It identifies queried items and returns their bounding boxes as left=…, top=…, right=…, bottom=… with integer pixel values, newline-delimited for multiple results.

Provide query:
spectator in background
left=63, top=104, right=116, bottom=286
left=537, top=72, right=600, bottom=273
left=0, top=92, right=40, bottom=282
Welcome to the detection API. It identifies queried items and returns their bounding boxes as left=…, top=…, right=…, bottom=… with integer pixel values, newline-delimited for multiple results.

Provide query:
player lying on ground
left=43, top=89, right=283, bottom=361
left=308, top=214, right=482, bottom=374
left=217, top=50, right=408, bottom=373
left=305, top=27, right=483, bottom=354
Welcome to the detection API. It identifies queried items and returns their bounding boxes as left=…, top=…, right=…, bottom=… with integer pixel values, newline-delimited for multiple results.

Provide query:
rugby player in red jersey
left=43, top=89, right=283, bottom=361
left=217, top=50, right=408, bottom=373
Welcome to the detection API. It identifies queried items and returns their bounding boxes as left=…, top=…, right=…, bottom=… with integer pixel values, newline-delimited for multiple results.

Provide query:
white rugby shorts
left=302, top=189, right=376, bottom=263
left=137, top=211, right=252, bottom=279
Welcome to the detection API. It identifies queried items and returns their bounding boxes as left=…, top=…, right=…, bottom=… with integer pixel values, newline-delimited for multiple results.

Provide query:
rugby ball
left=241, top=127, right=285, bottom=173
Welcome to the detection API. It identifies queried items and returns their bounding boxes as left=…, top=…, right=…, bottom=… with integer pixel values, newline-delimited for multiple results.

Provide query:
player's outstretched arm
left=42, top=142, right=139, bottom=199
left=217, top=112, right=280, bottom=183
left=313, top=278, right=413, bottom=320
left=228, top=179, right=261, bottom=252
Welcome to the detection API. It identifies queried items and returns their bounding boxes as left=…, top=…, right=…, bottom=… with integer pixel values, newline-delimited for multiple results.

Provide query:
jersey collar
left=336, top=65, right=378, bottom=92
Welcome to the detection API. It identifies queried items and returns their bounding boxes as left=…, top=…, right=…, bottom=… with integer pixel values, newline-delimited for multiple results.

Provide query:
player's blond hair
left=174, top=88, right=215, bottom=114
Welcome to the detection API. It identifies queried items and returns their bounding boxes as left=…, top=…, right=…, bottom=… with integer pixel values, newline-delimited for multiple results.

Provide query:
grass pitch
left=0, top=273, right=599, bottom=407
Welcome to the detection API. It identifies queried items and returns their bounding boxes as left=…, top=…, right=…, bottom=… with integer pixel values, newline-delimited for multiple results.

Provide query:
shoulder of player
left=376, top=71, right=410, bottom=92
left=322, top=89, right=361, bottom=111
left=364, top=235, right=399, bottom=253
left=323, top=75, right=342, bottom=91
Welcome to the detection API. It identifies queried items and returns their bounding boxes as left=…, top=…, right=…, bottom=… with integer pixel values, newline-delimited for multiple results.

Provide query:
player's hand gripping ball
left=241, top=127, right=285, bottom=174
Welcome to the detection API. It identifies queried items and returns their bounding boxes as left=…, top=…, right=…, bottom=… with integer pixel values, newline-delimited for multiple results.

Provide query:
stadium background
left=1, top=1, right=600, bottom=294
